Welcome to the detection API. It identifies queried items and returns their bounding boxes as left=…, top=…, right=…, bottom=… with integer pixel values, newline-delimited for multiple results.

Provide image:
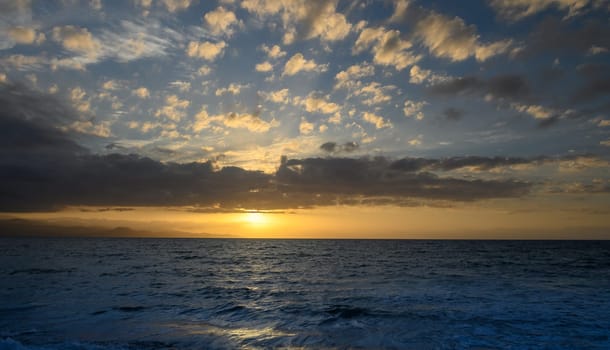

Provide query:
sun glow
left=244, top=212, right=267, bottom=225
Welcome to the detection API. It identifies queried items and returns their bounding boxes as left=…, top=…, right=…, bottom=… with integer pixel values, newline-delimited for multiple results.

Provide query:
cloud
left=572, top=78, right=610, bottom=103
left=524, top=17, right=610, bottom=57
left=255, top=61, right=273, bottom=72
left=7, top=26, right=44, bottom=45
left=265, top=88, right=290, bottom=104
left=155, top=94, right=190, bottom=121
left=512, top=103, right=554, bottom=119
left=204, top=6, right=240, bottom=37
left=298, top=94, right=340, bottom=114
left=276, top=157, right=532, bottom=203
left=132, top=87, right=150, bottom=99
left=334, top=62, right=375, bottom=90
left=414, top=11, right=513, bottom=62
left=241, top=0, right=351, bottom=43
left=0, top=86, right=557, bottom=211
left=0, top=54, right=43, bottom=70
left=221, top=112, right=278, bottom=133
left=215, top=83, right=248, bottom=96
left=443, top=107, right=464, bottom=121
left=403, top=100, right=427, bottom=120
left=52, top=25, right=101, bottom=59
left=161, top=0, right=191, bottom=12
left=186, top=40, right=227, bottom=61
left=261, top=44, right=286, bottom=59
left=353, top=26, right=420, bottom=70
left=353, top=82, right=394, bottom=106
left=362, top=112, right=392, bottom=129
left=320, top=141, right=359, bottom=153
left=299, top=117, right=314, bottom=135
left=429, top=74, right=530, bottom=100
left=488, top=0, right=594, bottom=20
left=282, top=53, right=326, bottom=76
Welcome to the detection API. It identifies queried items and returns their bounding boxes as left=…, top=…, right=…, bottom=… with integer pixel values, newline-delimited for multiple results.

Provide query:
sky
left=0, top=0, right=609, bottom=238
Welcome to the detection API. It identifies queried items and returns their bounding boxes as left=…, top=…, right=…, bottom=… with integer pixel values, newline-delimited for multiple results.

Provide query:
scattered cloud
left=299, top=117, right=314, bottom=135
left=283, top=53, right=327, bottom=76
left=403, top=100, right=427, bottom=120
left=204, top=6, right=240, bottom=37
left=241, top=0, right=352, bottom=44
left=488, top=0, right=595, bottom=20
left=161, top=0, right=191, bottom=12
left=297, top=94, right=341, bottom=114
left=215, top=83, right=248, bottom=96
left=414, top=11, right=514, bottom=62
left=186, top=40, right=227, bottom=61
left=7, top=26, right=45, bottom=45
left=353, top=26, right=420, bottom=70
left=132, top=87, right=150, bottom=99
left=155, top=94, right=190, bottom=121
left=255, top=61, right=273, bottom=72
left=261, top=44, right=286, bottom=59
left=362, top=111, right=392, bottom=129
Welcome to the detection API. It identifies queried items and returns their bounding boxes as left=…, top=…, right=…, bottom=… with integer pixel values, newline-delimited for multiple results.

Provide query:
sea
left=1, top=238, right=609, bottom=350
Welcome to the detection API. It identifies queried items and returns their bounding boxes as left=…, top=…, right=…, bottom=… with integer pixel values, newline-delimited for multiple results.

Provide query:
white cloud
left=265, top=88, right=290, bottom=103
left=100, top=81, right=118, bottom=91
left=409, top=65, right=448, bottom=85
left=512, top=103, right=554, bottom=119
left=155, top=94, right=190, bottom=121
left=186, top=40, right=226, bottom=61
left=204, top=6, right=240, bottom=37
left=0, top=54, right=43, bottom=70
left=298, top=94, right=340, bottom=114
left=170, top=81, right=191, bottom=92
left=261, top=44, right=286, bottom=59
left=414, top=11, right=513, bottom=62
left=403, top=99, right=427, bottom=120
left=52, top=25, right=101, bottom=59
left=215, top=83, right=248, bottom=96
left=282, top=53, right=326, bottom=76
left=255, top=61, right=273, bottom=72
left=362, top=112, right=392, bottom=129
left=299, top=117, right=314, bottom=134
left=353, top=27, right=420, bottom=70
left=222, top=112, right=278, bottom=132
left=132, top=87, right=150, bottom=99
left=7, top=26, right=44, bottom=45
left=408, top=134, right=423, bottom=146
left=588, top=46, right=608, bottom=55
left=241, top=0, right=352, bottom=43
left=353, top=82, right=394, bottom=106
left=334, top=62, right=375, bottom=90
left=161, top=0, right=191, bottom=12
left=197, top=65, right=211, bottom=76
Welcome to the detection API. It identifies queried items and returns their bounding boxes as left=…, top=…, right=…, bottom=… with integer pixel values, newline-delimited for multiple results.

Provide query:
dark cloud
left=276, top=157, right=531, bottom=202
left=524, top=17, right=610, bottom=57
left=572, top=78, right=610, bottom=102
left=320, top=141, right=360, bottom=154
left=390, top=156, right=544, bottom=172
left=443, top=107, right=464, bottom=121
left=0, top=84, right=547, bottom=212
left=429, top=74, right=530, bottom=100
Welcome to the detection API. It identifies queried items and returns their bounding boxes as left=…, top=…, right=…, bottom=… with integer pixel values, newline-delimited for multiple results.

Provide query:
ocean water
left=1, top=238, right=609, bottom=350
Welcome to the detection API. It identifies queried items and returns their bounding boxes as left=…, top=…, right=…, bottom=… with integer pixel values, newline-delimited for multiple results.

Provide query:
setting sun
left=244, top=212, right=267, bottom=226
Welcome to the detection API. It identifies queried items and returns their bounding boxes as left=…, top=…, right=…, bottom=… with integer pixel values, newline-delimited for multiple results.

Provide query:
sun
left=244, top=212, right=267, bottom=225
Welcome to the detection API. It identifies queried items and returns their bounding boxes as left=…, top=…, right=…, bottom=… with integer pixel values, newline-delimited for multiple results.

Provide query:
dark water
left=1, top=238, right=609, bottom=349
